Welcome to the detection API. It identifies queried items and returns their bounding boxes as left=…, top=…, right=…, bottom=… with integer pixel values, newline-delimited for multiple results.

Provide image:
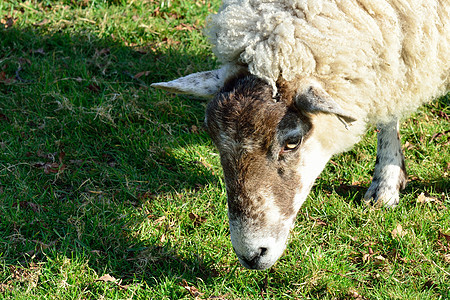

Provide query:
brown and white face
left=204, top=76, right=315, bottom=269
left=151, top=68, right=357, bottom=270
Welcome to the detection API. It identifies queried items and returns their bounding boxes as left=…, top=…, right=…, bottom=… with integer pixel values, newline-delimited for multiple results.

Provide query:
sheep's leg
left=364, top=120, right=407, bottom=207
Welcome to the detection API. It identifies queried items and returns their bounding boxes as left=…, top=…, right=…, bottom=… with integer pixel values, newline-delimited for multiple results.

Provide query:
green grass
left=0, top=1, right=449, bottom=299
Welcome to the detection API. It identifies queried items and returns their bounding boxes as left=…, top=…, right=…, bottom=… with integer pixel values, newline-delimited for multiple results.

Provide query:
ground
left=0, top=1, right=449, bottom=299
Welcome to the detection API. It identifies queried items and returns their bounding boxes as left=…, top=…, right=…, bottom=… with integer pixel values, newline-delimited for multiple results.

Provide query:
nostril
left=240, top=248, right=269, bottom=269
left=259, top=247, right=268, bottom=257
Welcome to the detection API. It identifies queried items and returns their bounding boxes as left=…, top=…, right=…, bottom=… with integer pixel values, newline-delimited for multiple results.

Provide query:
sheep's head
left=152, top=67, right=356, bottom=270
left=205, top=76, right=313, bottom=269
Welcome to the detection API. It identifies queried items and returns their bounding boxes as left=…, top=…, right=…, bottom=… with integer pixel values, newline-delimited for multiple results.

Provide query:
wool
left=205, top=0, right=449, bottom=124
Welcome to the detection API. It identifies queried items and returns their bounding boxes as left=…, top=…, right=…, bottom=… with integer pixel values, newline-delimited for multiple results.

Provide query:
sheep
left=151, top=0, right=450, bottom=270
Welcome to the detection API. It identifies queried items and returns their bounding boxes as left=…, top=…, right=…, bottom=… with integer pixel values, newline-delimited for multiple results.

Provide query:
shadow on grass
left=405, top=178, right=450, bottom=197
left=314, top=177, right=449, bottom=213
left=0, top=26, right=224, bottom=292
left=315, top=177, right=449, bottom=208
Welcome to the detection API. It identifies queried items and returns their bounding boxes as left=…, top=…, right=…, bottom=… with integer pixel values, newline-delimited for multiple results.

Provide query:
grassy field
left=0, top=0, right=449, bottom=299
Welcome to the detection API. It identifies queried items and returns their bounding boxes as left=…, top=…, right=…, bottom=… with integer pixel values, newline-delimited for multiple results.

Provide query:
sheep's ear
left=294, top=82, right=357, bottom=126
left=151, top=66, right=232, bottom=98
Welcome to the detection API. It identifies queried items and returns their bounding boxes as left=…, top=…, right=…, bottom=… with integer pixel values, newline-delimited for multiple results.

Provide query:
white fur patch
left=293, top=135, right=333, bottom=210
left=364, top=120, right=406, bottom=207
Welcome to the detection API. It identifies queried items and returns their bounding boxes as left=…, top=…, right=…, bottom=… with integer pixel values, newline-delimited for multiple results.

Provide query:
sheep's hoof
left=363, top=183, right=400, bottom=208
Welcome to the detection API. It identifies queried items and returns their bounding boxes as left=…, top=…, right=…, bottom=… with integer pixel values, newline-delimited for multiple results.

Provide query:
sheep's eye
left=285, top=142, right=299, bottom=150
left=282, top=137, right=302, bottom=153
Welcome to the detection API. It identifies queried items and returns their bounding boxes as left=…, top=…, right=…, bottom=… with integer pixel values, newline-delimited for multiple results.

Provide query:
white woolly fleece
left=206, top=0, right=449, bottom=124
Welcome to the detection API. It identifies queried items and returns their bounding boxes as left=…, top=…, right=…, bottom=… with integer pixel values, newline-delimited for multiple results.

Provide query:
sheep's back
left=206, top=0, right=449, bottom=123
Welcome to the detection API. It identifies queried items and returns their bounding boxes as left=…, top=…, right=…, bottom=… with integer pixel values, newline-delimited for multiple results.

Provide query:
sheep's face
left=152, top=69, right=356, bottom=270
left=205, top=76, right=314, bottom=270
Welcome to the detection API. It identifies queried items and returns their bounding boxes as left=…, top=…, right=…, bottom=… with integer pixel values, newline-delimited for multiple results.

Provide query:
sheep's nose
left=239, top=247, right=268, bottom=269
